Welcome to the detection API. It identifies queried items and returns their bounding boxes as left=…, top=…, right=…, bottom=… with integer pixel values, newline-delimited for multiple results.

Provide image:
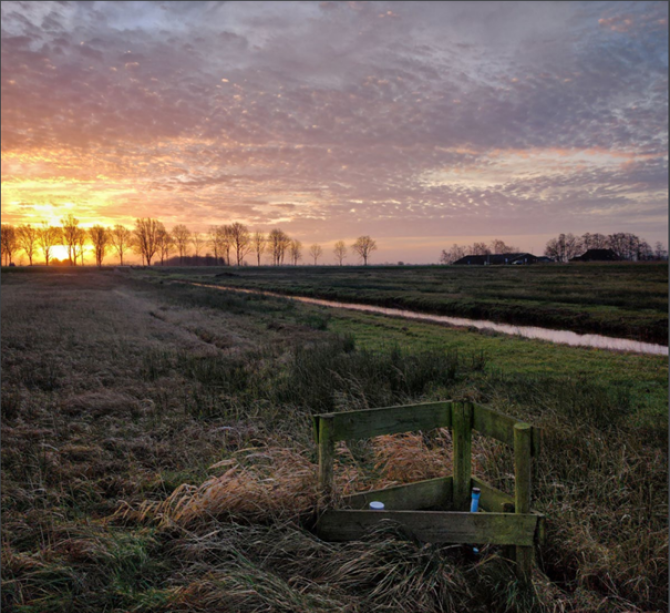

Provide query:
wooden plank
left=316, top=510, right=538, bottom=546
left=472, top=403, right=540, bottom=457
left=452, top=402, right=472, bottom=511
left=343, top=477, right=453, bottom=511
left=318, top=416, right=335, bottom=505
left=514, top=422, right=533, bottom=580
left=472, top=403, right=517, bottom=449
left=471, top=477, right=515, bottom=513
left=315, top=401, right=452, bottom=442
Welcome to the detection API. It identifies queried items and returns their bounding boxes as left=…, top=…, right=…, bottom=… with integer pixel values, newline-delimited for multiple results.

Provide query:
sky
left=1, top=0, right=668, bottom=264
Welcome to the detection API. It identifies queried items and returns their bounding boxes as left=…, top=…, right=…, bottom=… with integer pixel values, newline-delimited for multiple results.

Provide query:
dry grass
left=1, top=269, right=667, bottom=612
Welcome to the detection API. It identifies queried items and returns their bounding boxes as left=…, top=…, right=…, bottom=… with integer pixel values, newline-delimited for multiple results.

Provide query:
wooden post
left=452, top=402, right=472, bottom=511
left=514, top=422, right=533, bottom=581
left=318, top=416, right=335, bottom=508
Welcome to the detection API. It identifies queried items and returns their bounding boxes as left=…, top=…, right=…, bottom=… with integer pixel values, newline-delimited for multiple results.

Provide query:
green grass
left=139, top=262, right=669, bottom=344
left=1, top=268, right=667, bottom=612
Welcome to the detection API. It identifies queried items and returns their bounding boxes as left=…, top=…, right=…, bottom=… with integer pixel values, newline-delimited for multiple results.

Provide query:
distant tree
left=156, top=224, right=173, bottom=265
left=440, top=243, right=467, bottom=264
left=471, top=242, right=490, bottom=256
left=581, top=232, right=593, bottom=251
left=134, top=218, right=161, bottom=266
left=489, top=239, right=518, bottom=254
left=110, top=224, right=132, bottom=265
left=333, top=240, right=347, bottom=266
left=229, top=222, right=251, bottom=266
left=352, top=235, right=377, bottom=265
left=654, top=241, right=667, bottom=260
left=1, top=224, right=18, bottom=266
left=17, top=224, right=39, bottom=265
left=74, top=227, right=87, bottom=265
left=638, top=240, right=653, bottom=261
left=290, top=239, right=302, bottom=265
left=545, top=233, right=581, bottom=262
left=544, top=238, right=560, bottom=261
left=564, top=233, right=581, bottom=261
left=268, top=228, right=290, bottom=265
left=88, top=225, right=110, bottom=267
left=38, top=223, right=61, bottom=266
left=590, top=233, right=608, bottom=249
left=222, top=225, right=234, bottom=265
left=208, top=226, right=223, bottom=265
left=60, top=214, right=80, bottom=265
left=253, top=231, right=266, bottom=266
left=192, top=232, right=205, bottom=262
left=172, top=224, right=191, bottom=264
left=309, top=244, right=323, bottom=265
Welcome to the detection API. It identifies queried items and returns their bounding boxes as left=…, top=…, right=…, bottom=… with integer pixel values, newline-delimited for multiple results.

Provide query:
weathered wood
left=472, top=404, right=540, bottom=457
left=318, top=416, right=335, bottom=504
left=316, top=510, right=538, bottom=546
left=343, top=477, right=453, bottom=511
left=514, top=422, right=533, bottom=580
left=452, top=402, right=473, bottom=511
left=471, top=476, right=515, bottom=513
left=314, top=401, right=452, bottom=443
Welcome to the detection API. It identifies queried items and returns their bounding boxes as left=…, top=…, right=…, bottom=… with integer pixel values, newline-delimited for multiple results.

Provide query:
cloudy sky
left=1, top=0, right=667, bottom=263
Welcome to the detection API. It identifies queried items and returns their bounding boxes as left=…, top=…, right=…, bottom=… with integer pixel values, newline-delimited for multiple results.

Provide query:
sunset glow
left=1, top=1, right=668, bottom=263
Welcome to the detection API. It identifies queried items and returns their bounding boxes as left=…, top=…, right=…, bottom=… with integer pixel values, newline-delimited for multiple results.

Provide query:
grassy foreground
left=147, top=262, right=669, bottom=345
left=1, top=267, right=667, bottom=612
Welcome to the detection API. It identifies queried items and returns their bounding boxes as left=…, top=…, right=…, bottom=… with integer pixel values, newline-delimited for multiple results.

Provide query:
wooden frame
left=313, top=400, right=544, bottom=580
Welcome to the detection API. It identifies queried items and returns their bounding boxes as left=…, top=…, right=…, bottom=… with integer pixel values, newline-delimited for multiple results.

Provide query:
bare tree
left=268, top=228, right=289, bottom=265
left=156, top=224, right=174, bottom=265
left=352, top=236, right=377, bottom=265
left=110, top=224, right=132, bottom=265
left=564, top=233, right=580, bottom=261
left=654, top=242, right=668, bottom=260
left=544, top=238, right=560, bottom=262
left=172, top=224, right=191, bottom=264
left=289, top=239, right=302, bottom=265
left=309, top=244, right=323, bottom=265
left=591, top=233, right=608, bottom=249
left=88, top=225, right=110, bottom=267
left=439, top=244, right=467, bottom=264
left=134, top=218, right=161, bottom=266
left=229, top=222, right=251, bottom=266
left=253, top=231, right=266, bottom=266
left=74, top=227, right=87, bottom=265
left=208, top=226, right=223, bottom=265
left=1, top=224, right=18, bottom=266
left=192, top=232, right=205, bottom=262
left=17, top=224, right=39, bottom=265
left=471, top=242, right=490, bottom=256
left=333, top=240, right=347, bottom=266
left=38, top=223, right=61, bottom=266
left=545, top=233, right=581, bottom=262
left=60, top=213, right=80, bottom=265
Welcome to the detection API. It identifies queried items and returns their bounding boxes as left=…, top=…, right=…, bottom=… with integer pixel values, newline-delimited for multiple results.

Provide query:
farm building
left=452, top=253, right=538, bottom=266
left=570, top=248, right=620, bottom=262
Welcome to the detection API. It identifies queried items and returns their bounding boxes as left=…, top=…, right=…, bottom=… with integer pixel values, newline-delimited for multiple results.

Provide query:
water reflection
left=193, top=283, right=668, bottom=357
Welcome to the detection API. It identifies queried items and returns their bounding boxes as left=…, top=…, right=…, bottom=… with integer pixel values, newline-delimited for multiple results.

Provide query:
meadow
left=1, top=267, right=667, bottom=612
left=147, top=262, right=669, bottom=345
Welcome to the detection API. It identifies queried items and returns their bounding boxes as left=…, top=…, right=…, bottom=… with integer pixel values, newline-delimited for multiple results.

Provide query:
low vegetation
left=1, top=268, right=667, bottom=612
left=147, top=262, right=668, bottom=345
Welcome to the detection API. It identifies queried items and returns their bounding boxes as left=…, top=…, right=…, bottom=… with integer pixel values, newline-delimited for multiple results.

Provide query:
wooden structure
left=313, top=401, right=544, bottom=580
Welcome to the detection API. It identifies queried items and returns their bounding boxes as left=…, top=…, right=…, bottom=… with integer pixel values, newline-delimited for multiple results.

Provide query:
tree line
left=543, top=232, right=666, bottom=262
left=439, top=233, right=667, bottom=264
left=0, top=216, right=378, bottom=267
left=439, top=238, right=521, bottom=264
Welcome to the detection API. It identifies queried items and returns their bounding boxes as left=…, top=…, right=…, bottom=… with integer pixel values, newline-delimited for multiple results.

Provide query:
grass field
left=143, top=262, right=669, bottom=345
left=1, top=267, right=667, bottom=612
